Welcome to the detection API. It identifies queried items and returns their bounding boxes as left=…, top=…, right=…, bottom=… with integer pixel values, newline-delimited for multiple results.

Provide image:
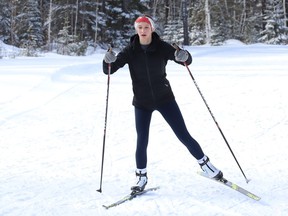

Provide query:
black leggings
left=135, top=100, right=205, bottom=169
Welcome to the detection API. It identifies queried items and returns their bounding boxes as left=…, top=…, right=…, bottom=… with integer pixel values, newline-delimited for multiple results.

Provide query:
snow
left=1, top=41, right=288, bottom=215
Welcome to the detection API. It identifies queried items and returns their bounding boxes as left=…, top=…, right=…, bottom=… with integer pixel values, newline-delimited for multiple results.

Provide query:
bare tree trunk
left=152, top=0, right=160, bottom=18
left=223, top=0, right=229, bottom=14
left=101, top=0, right=105, bottom=12
left=94, top=0, right=99, bottom=44
left=74, top=0, right=79, bottom=41
left=284, top=0, right=287, bottom=27
left=164, top=0, right=169, bottom=23
left=182, top=0, right=189, bottom=45
left=205, top=0, right=211, bottom=43
left=47, top=0, right=53, bottom=51
left=240, top=0, right=247, bottom=34
left=261, top=0, right=267, bottom=30
left=10, top=0, right=17, bottom=47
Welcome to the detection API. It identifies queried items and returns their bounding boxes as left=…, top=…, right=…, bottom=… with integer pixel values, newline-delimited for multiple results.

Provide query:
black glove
left=104, top=50, right=116, bottom=63
left=174, top=49, right=189, bottom=62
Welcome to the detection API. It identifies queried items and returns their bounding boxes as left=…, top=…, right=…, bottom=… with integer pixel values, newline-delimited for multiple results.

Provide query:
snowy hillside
left=0, top=41, right=288, bottom=216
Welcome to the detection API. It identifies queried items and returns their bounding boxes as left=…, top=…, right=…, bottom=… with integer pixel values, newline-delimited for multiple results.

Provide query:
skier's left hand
left=174, top=49, right=188, bottom=62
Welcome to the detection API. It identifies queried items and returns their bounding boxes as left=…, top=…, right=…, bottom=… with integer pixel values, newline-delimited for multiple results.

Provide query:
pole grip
left=108, top=46, right=112, bottom=53
left=172, top=43, right=180, bottom=51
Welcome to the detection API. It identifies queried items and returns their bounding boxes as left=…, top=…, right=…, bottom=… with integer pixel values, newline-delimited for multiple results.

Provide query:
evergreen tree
left=163, top=19, right=184, bottom=45
left=210, top=19, right=227, bottom=45
left=57, top=18, right=75, bottom=55
left=190, top=0, right=206, bottom=45
left=17, top=0, right=44, bottom=55
left=209, top=0, right=230, bottom=45
left=77, top=0, right=99, bottom=41
left=190, top=25, right=206, bottom=45
left=0, top=1, right=11, bottom=44
left=1, top=0, right=288, bottom=52
left=259, top=0, right=288, bottom=44
left=103, top=0, right=148, bottom=48
left=56, top=17, right=87, bottom=56
left=241, top=0, right=263, bottom=43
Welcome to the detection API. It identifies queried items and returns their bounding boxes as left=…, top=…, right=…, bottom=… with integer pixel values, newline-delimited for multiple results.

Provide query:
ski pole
left=173, top=44, right=250, bottom=183
left=97, top=47, right=112, bottom=193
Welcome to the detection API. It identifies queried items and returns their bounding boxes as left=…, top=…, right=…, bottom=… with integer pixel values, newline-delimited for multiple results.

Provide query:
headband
left=134, top=16, right=155, bottom=31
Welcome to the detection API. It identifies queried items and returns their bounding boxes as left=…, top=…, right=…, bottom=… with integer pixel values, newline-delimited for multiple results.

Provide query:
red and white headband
left=134, top=16, right=155, bottom=31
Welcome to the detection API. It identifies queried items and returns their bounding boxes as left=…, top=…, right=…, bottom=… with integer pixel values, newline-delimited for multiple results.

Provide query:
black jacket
left=103, top=32, right=192, bottom=110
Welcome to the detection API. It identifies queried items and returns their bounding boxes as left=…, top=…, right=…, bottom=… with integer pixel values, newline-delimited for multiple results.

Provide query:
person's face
left=136, top=22, right=153, bottom=44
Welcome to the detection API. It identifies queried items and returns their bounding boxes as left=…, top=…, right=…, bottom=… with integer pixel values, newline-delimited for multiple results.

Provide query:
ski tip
left=248, top=193, right=261, bottom=201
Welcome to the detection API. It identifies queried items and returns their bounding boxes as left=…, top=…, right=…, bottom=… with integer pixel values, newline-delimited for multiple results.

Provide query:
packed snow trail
left=1, top=43, right=288, bottom=215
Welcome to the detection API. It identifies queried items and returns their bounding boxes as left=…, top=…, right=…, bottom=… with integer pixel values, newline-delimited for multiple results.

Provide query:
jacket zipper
left=144, top=50, right=156, bottom=105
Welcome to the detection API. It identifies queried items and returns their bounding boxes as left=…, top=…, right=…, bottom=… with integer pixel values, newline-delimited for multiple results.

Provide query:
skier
left=102, top=15, right=223, bottom=192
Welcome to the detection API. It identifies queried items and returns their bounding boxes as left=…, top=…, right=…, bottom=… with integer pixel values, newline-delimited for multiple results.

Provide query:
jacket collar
left=130, top=32, right=160, bottom=52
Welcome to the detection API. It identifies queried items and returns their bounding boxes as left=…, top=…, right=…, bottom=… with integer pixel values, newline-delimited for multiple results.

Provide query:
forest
left=0, top=0, right=287, bottom=56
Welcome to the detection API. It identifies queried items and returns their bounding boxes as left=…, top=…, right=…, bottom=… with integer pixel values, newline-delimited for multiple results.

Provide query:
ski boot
left=198, top=155, right=223, bottom=180
left=131, top=168, right=148, bottom=192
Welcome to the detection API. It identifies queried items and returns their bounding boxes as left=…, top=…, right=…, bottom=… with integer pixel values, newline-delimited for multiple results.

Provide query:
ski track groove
left=0, top=83, right=80, bottom=126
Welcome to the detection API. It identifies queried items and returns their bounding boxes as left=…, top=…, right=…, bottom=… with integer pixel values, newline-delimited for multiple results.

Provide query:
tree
left=56, top=17, right=87, bottom=56
left=0, top=1, right=11, bottom=43
left=102, top=0, right=147, bottom=48
left=189, top=0, right=206, bottom=45
left=284, top=0, right=288, bottom=27
left=46, top=0, right=53, bottom=51
left=1, top=0, right=288, bottom=53
left=181, top=0, right=189, bottom=45
left=16, top=0, right=44, bottom=55
left=259, top=0, right=288, bottom=44
left=204, top=0, right=211, bottom=44
left=163, top=19, right=184, bottom=44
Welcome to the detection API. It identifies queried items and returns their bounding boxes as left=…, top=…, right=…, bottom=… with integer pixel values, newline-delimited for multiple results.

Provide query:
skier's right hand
left=104, top=50, right=116, bottom=63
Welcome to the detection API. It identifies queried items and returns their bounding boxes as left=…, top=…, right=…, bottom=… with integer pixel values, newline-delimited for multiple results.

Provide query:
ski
left=197, top=171, right=261, bottom=201
left=103, top=186, right=160, bottom=209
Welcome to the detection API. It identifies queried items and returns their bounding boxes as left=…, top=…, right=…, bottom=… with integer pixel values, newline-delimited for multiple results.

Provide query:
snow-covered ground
left=0, top=41, right=288, bottom=216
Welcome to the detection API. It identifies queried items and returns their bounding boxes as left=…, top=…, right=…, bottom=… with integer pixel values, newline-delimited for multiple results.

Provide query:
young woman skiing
left=103, top=15, right=223, bottom=192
